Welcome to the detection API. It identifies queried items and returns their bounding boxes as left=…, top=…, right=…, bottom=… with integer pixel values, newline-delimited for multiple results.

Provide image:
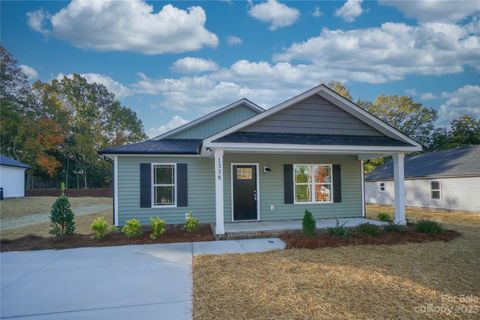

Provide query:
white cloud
left=274, top=21, right=480, bottom=83
left=19, top=65, right=38, bottom=80
left=56, top=73, right=132, bottom=98
left=27, top=0, right=218, bottom=55
left=313, top=6, right=323, bottom=18
left=171, top=57, right=219, bottom=74
left=420, top=92, right=438, bottom=100
left=335, top=0, right=363, bottom=23
left=437, top=85, right=480, bottom=125
left=226, top=35, right=243, bottom=46
left=248, top=0, right=300, bottom=31
left=379, top=0, right=480, bottom=23
left=147, top=115, right=189, bottom=138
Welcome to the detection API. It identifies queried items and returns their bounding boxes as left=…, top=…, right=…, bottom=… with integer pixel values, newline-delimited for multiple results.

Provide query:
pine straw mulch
left=194, top=221, right=480, bottom=319
left=0, top=224, right=214, bottom=252
left=280, top=227, right=460, bottom=249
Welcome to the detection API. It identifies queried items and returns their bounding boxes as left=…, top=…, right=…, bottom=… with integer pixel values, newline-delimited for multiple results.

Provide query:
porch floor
left=224, top=218, right=387, bottom=234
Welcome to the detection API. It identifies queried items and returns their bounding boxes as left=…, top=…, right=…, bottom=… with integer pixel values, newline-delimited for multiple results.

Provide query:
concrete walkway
left=0, top=238, right=284, bottom=320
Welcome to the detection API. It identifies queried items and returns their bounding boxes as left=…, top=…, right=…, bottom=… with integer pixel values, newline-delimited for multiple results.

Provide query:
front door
left=233, top=165, right=258, bottom=221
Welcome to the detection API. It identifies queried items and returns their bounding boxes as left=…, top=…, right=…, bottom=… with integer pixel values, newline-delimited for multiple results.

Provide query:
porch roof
left=100, top=139, right=203, bottom=155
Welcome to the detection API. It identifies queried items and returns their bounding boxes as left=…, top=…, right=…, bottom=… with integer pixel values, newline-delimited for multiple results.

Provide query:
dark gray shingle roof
left=366, top=145, right=480, bottom=181
left=100, top=139, right=202, bottom=155
left=0, top=155, right=31, bottom=169
left=214, top=132, right=413, bottom=147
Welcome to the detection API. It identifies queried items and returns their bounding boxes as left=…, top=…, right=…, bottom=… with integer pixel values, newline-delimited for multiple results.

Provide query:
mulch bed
left=280, top=226, right=460, bottom=249
left=0, top=224, right=214, bottom=252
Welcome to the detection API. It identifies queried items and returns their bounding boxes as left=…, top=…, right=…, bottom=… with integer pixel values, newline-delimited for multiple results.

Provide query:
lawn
left=193, top=206, right=480, bottom=320
left=0, top=196, right=112, bottom=239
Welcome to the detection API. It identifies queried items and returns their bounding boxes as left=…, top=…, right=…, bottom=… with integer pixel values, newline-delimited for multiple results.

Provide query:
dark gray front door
left=233, top=165, right=258, bottom=221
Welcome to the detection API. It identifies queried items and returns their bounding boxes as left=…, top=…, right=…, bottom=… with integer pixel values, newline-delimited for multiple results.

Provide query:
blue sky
left=2, top=0, right=479, bottom=137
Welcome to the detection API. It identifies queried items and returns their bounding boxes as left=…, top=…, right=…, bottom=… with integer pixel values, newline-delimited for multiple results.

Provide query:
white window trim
left=151, top=163, right=177, bottom=208
left=379, top=182, right=386, bottom=192
left=430, top=180, right=441, bottom=200
left=293, top=164, right=333, bottom=204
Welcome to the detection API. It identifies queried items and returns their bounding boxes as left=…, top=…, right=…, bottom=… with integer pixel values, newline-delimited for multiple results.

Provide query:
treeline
left=327, top=81, right=480, bottom=172
left=0, top=47, right=147, bottom=188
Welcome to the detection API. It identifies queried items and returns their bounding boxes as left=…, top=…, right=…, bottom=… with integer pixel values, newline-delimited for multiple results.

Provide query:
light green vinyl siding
left=169, top=104, right=258, bottom=139
left=117, top=153, right=362, bottom=225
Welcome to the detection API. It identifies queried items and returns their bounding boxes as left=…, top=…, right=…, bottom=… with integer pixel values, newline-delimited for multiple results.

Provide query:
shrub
left=90, top=217, right=111, bottom=240
left=415, top=219, right=444, bottom=234
left=184, top=213, right=199, bottom=233
left=122, top=219, right=143, bottom=238
left=377, top=212, right=392, bottom=222
left=357, top=223, right=382, bottom=237
left=383, top=223, right=407, bottom=233
left=49, top=183, right=75, bottom=238
left=150, top=217, right=167, bottom=240
left=327, top=218, right=349, bottom=238
left=302, top=210, right=316, bottom=238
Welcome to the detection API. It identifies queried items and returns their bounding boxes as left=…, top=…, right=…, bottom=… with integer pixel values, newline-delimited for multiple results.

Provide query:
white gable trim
left=153, top=98, right=264, bottom=140
left=204, top=85, right=422, bottom=149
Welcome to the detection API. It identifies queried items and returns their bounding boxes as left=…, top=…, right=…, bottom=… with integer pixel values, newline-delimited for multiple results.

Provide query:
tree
left=430, top=115, right=480, bottom=150
left=327, top=80, right=352, bottom=100
left=49, top=183, right=75, bottom=238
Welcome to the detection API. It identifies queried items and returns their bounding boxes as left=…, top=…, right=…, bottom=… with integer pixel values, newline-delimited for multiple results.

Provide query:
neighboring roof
left=0, top=155, right=31, bottom=169
left=204, top=84, right=421, bottom=151
left=215, top=132, right=412, bottom=147
left=100, top=139, right=203, bottom=155
left=366, top=145, right=480, bottom=181
left=152, top=99, right=264, bottom=140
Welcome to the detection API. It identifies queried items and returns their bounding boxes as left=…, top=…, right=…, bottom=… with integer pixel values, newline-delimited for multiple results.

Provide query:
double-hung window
left=294, top=164, right=332, bottom=203
left=153, top=164, right=176, bottom=207
left=430, top=181, right=441, bottom=200
left=379, top=182, right=385, bottom=192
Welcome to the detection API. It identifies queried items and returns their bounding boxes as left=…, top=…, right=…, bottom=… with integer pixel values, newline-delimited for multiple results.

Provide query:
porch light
left=264, top=165, right=271, bottom=173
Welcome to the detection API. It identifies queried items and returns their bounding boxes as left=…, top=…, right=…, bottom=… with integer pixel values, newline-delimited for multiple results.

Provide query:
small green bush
left=415, top=219, right=444, bottom=234
left=357, top=223, right=382, bottom=237
left=90, top=217, right=111, bottom=240
left=327, top=218, right=349, bottom=238
left=150, top=217, right=167, bottom=240
left=122, top=219, right=143, bottom=238
left=383, top=223, right=407, bottom=233
left=377, top=212, right=392, bottom=222
left=49, top=183, right=75, bottom=238
left=184, top=213, right=199, bottom=233
left=302, top=210, right=316, bottom=238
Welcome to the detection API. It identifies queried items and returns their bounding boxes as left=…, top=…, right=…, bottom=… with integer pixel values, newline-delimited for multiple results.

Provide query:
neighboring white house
left=0, top=155, right=30, bottom=198
left=365, top=145, right=480, bottom=212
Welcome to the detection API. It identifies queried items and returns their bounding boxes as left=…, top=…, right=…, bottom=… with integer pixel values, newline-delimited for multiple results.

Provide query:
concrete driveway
left=0, top=238, right=284, bottom=319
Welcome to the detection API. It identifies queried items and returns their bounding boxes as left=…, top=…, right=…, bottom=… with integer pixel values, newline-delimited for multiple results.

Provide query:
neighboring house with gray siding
left=366, top=146, right=480, bottom=212
left=101, top=84, right=422, bottom=234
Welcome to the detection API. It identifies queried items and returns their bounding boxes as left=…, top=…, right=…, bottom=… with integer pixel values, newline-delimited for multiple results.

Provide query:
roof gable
left=153, top=99, right=263, bottom=140
left=0, top=154, right=31, bottom=169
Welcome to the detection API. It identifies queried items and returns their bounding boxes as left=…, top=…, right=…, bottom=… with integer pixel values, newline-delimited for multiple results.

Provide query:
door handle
left=254, top=190, right=257, bottom=201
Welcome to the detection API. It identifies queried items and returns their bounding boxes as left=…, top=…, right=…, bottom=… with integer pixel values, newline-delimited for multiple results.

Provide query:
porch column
left=393, top=153, right=406, bottom=225
left=214, top=149, right=225, bottom=234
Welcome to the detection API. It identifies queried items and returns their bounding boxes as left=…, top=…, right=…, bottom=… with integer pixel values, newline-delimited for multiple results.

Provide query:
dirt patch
left=280, top=227, right=460, bottom=249
left=0, top=224, right=214, bottom=252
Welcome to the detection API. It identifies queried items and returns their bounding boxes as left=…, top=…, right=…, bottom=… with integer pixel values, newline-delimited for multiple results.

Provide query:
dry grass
left=0, top=196, right=112, bottom=220
left=0, top=209, right=112, bottom=239
left=194, top=207, right=480, bottom=319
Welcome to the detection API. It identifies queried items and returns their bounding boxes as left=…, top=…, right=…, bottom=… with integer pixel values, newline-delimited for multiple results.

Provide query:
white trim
left=231, top=163, right=261, bottom=222
left=293, top=164, right=333, bottom=204
left=429, top=180, right=442, bottom=200
left=361, top=160, right=365, bottom=218
left=113, top=156, right=119, bottom=226
left=103, top=154, right=204, bottom=159
left=153, top=99, right=264, bottom=140
left=214, top=149, right=225, bottom=234
left=204, top=84, right=422, bottom=149
left=393, top=153, right=406, bottom=225
left=151, top=163, right=177, bottom=208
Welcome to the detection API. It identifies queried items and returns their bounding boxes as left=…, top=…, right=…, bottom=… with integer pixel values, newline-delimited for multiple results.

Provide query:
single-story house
left=0, top=154, right=31, bottom=199
left=366, top=145, right=480, bottom=212
left=101, top=84, right=422, bottom=234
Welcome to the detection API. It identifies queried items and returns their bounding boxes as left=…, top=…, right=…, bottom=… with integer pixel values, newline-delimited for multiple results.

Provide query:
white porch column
left=393, top=153, right=406, bottom=225
left=214, top=149, right=225, bottom=234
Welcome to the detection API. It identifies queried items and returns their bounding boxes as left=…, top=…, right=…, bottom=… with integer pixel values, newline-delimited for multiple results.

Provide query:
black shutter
left=177, top=163, right=188, bottom=207
left=140, top=163, right=151, bottom=208
left=333, top=164, right=342, bottom=203
left=284, top=164, right=294, bottom=204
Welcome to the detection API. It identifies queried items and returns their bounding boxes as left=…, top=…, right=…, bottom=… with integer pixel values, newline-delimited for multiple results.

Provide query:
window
left=237, top=167, right=253, bottom=180
left=430, top=180, right=441, bottom=200
left=153, top=164, right=176, bottom=207
left=379, top=182, right=385, bottom=192
left=294, top=164, right=332, bottom=203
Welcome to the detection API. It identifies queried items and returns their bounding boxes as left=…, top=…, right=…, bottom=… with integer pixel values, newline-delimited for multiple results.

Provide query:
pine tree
left=50, top=183, right=75, bottom=238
